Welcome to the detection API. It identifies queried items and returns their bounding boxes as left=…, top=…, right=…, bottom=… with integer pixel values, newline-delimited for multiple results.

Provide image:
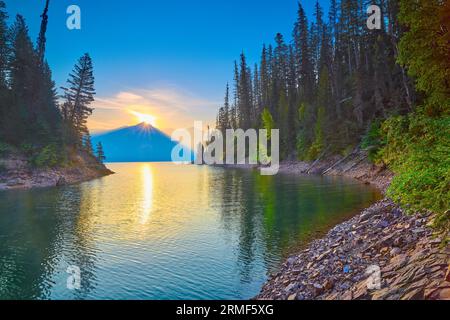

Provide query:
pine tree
left=96, top=142, right=105, bottom=163
left=238, top=53, right=252, bottom=129
left=83, top=132, right=94, bottom=155
left=62, top=53, right=96, bottom=147
left=294, top=3, right=314, bottom=104
left=223, top=83, right=230, bottom=129
left=261, top=108, right=274, bottom=140
left=36, top=0, right=50, bottom=66
left=0, top=1, right=8, bottom=89
left=0, top=1, right=9, bottom=138
left=398, top=0, right=450, bottom=115
left=8, top=15, right=38, bottom=144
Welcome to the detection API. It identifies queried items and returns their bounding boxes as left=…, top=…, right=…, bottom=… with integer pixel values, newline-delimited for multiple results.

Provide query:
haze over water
left=0, top=163, right=380, bottom=300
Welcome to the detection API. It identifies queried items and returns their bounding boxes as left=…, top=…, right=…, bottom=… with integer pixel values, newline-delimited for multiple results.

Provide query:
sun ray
left=129, top=110, right=157, bottom=127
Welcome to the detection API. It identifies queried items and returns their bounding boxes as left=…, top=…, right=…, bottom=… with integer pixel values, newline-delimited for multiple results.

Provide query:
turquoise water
left=0, top=163, right=380, bottom=300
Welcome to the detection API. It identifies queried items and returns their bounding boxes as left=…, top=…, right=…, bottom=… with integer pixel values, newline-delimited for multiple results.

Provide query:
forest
left=215, top=0, right=449, bottom=231
left=0, top=0, right=104, bottom=167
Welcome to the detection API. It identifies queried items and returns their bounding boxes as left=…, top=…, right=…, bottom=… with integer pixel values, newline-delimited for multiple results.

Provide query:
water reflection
left=140, top=164, right=154, bottom=224
left=0, top=163, right=380, bottom=300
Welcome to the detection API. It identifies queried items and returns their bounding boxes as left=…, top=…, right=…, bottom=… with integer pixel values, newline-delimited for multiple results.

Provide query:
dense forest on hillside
left=215, top=0, right=449, bottom=232
left=0, top=0, right=104, bottom=167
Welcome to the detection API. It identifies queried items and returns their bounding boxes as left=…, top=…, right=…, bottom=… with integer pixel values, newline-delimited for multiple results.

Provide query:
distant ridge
left=92, top=123, right=191, bottom=162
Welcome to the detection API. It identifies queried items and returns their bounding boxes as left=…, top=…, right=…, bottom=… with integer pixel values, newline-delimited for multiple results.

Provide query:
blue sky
left=5, top=0, right=328, bottom=132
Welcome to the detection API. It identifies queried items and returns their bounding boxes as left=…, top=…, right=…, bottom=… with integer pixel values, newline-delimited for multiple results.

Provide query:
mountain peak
left=92, top=123, right=193, bottom=163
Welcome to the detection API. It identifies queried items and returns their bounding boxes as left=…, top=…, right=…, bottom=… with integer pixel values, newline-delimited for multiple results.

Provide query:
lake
left=0, top=163, right=380, bottom=300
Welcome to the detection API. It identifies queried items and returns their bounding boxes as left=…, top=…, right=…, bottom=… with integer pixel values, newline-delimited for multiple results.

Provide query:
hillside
left=0, top=147, right=113, bottom=190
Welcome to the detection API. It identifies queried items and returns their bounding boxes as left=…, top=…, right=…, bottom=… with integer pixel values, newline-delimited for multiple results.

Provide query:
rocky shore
left=256, top=151, right=450, bottom=300
left=0, top=153, right=113, bottom=190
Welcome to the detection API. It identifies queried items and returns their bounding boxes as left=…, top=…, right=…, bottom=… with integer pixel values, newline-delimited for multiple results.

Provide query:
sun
left=130, top=111, right=157, bottom=127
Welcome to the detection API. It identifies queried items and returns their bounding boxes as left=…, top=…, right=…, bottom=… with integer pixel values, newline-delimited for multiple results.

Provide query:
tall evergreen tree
left=36, top=0, right=50, bottom=66
left=398, top=0, right=450, bottom=115
left=96, top=142, right=106, bottom=163
left=61, top=53, right=96, bottom=147
left=0, top=1, right=8, bottom=89
left=0, top=1, right=9, bottom=138
left=8, top=15, right=38, bottom=144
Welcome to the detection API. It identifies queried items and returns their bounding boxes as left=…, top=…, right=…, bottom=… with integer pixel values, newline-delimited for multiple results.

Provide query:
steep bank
left=256, top=151, right=450, bottom=300
left=0, top=152, right=113, bottom=190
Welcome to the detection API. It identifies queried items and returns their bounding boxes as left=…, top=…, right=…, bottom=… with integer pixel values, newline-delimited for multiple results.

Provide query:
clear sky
left=5, top=0, right=328, bottom=133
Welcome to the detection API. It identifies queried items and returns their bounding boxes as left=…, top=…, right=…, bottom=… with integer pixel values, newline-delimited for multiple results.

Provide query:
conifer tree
left=37, top=0, right=50, bottom=66
left=83, top=132, right=94, bottom=155
left=96, top=142, right=106, bottom=163
left=0, top=1, right=8, bottom=90
left=62, top=53, right=96, bottom=147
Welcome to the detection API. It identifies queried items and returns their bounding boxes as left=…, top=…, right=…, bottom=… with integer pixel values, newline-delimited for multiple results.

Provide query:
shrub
left=380, top=112, right=450, bottom=232
left=0, top=141, right=12, bottom=156
left=361, top=120, right=386, bottom=163
left=20, top=143, right=34, bottom=157
left=32, top=144, right=61, bottom=168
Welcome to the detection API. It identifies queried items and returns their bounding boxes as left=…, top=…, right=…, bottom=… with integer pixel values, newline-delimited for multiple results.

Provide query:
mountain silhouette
left=92, top=123, right=191, bottom=162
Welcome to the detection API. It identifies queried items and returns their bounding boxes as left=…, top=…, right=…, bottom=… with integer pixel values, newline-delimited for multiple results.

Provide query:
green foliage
left=32, top=144, right=60, bottom=168
left=380, top=112, right=450, bottom=231
left=261, top=108, right=274, bottom=139
left=298, top=103, right=306, bottom=122
left=0, top=141, right=12, bottom=156
left=20, top=142, right=34, bottom=156
left=307, top=107, right=325, bottom=160
left=398, top=0, right=450, bottom=116
left=96, top=142, right=106, bottom=163
left=361, top=120, right=385, bottom=163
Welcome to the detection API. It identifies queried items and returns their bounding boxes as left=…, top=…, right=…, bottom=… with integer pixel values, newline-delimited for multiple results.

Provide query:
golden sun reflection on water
left=74, top=163, right=214, bottom=243
left=140, top=164, right=154, bottom=224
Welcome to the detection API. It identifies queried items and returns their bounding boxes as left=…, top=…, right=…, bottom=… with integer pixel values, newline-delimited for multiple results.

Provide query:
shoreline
left=254, top=151, right=449, bottom=300
left=0, top=154, right=114, bottom=191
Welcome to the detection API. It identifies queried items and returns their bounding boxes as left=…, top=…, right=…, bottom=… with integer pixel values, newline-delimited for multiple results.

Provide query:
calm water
left=0, top=163, right=380, bottom=300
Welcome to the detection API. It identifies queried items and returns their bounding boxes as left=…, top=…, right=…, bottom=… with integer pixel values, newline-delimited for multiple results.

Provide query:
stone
left=437, top=288, right=450, bottom=300
left=390, top=247, right=401, bottom=256
left=323, top=279, right=334, bottom=291
left=378, top=220, right=390, bottom=229
left=312, top=283, right=324, bottom=297
left=284, top=283, right=296, bottom=292
left=401, top=288, right=424, bottom=300
left=56, top=176, right=67, bottom=186
left=287, top=293, right=297, bottom=301
left=445, top=265, right=450, bottom=282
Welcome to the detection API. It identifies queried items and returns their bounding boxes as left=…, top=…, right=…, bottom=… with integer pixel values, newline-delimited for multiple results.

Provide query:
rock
left=286, top=256, right=296, bottom=265
left=312, top=283, right=324, bottom=297
left=287, top=293, right=297, bottom=301
left=377, top=220, right=390, bottom=229
left=285, top=283, right=296, bottom=292
left=390, top=247, right=401, bottom=256
left=437, top=288, right=450, bottom=300
left=353, top=281, right=369, bottom=300
left=401, top=288, right=424, bottom=300
left=255, top=189, right=449, bottom=301
left=323, top=279, right=334, bottom=291
left=56, top=176, right=67, bottom=186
